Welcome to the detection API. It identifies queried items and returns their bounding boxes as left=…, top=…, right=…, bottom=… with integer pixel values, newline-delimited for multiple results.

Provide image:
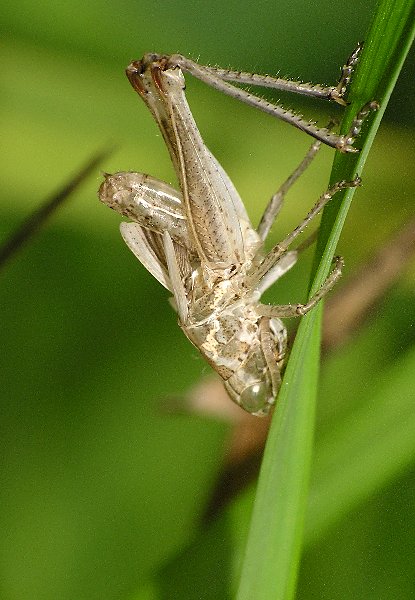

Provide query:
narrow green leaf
left=236, top=308, right=322, bottom=600
left=316, top=0, right=415, bottom=260
left=236, top=3, right=415, bottom=599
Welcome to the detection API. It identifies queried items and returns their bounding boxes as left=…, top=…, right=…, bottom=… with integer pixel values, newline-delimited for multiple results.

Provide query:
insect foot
left=100, top=53, right=368, bottom=416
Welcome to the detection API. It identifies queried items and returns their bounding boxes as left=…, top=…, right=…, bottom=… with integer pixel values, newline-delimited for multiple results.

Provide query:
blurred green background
left=2, top=1, right=415, bottom=599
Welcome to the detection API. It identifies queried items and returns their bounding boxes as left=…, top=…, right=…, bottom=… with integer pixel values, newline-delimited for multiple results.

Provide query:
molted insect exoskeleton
left=99, top=52, right=377, bottom=415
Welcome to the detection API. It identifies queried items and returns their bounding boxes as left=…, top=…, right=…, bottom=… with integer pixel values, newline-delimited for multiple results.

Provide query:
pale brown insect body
left=99, top=52, right=376, bottom=415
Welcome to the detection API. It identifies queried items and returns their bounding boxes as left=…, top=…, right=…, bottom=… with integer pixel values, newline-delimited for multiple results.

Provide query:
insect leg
left=332, top=43, right=362, bottom=103
left=248, top=177, right=361, bottom=289
left=165, top=54, right=378, bottom=152
left=162, top=231, right=189, bottom=322
left=257, top=140, right=321, bottom=241
left=257, top=256, right=344, bottom=318
left=198, top=43, right=362, bottom=105
left=255, top=251, right=298, bottom=295
left=259, top=317, right=286, bottom=395
left=120, top=222, right=172, bottom=291
left=340, top=100, right=379, bottom=151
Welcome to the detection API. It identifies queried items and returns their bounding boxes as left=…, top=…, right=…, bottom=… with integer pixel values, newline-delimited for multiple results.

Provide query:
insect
left=99, top=51, right=377, bottom=416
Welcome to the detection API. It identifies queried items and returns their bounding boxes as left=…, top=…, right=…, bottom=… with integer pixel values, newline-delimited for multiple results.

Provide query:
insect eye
left=239, top=381, right=273, bottom=415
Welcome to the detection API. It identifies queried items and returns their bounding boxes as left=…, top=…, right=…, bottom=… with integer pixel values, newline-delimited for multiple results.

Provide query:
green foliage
left=1, top=1, right=415, bottom=599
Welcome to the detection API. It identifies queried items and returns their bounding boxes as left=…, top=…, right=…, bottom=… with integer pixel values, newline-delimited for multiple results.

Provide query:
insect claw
left=329, top=92, right=348, bottom=106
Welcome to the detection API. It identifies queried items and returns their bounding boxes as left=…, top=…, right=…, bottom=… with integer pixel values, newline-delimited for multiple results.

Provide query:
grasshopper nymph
left=99, top=52, right=376, bottom=416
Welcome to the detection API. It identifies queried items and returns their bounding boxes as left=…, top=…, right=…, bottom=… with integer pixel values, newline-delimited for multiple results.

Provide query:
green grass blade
left=236, top=308, right=322, bottom=600
left=236, top=3, right=415, bottom=599
left=316, top=0, right=415, bottom=260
